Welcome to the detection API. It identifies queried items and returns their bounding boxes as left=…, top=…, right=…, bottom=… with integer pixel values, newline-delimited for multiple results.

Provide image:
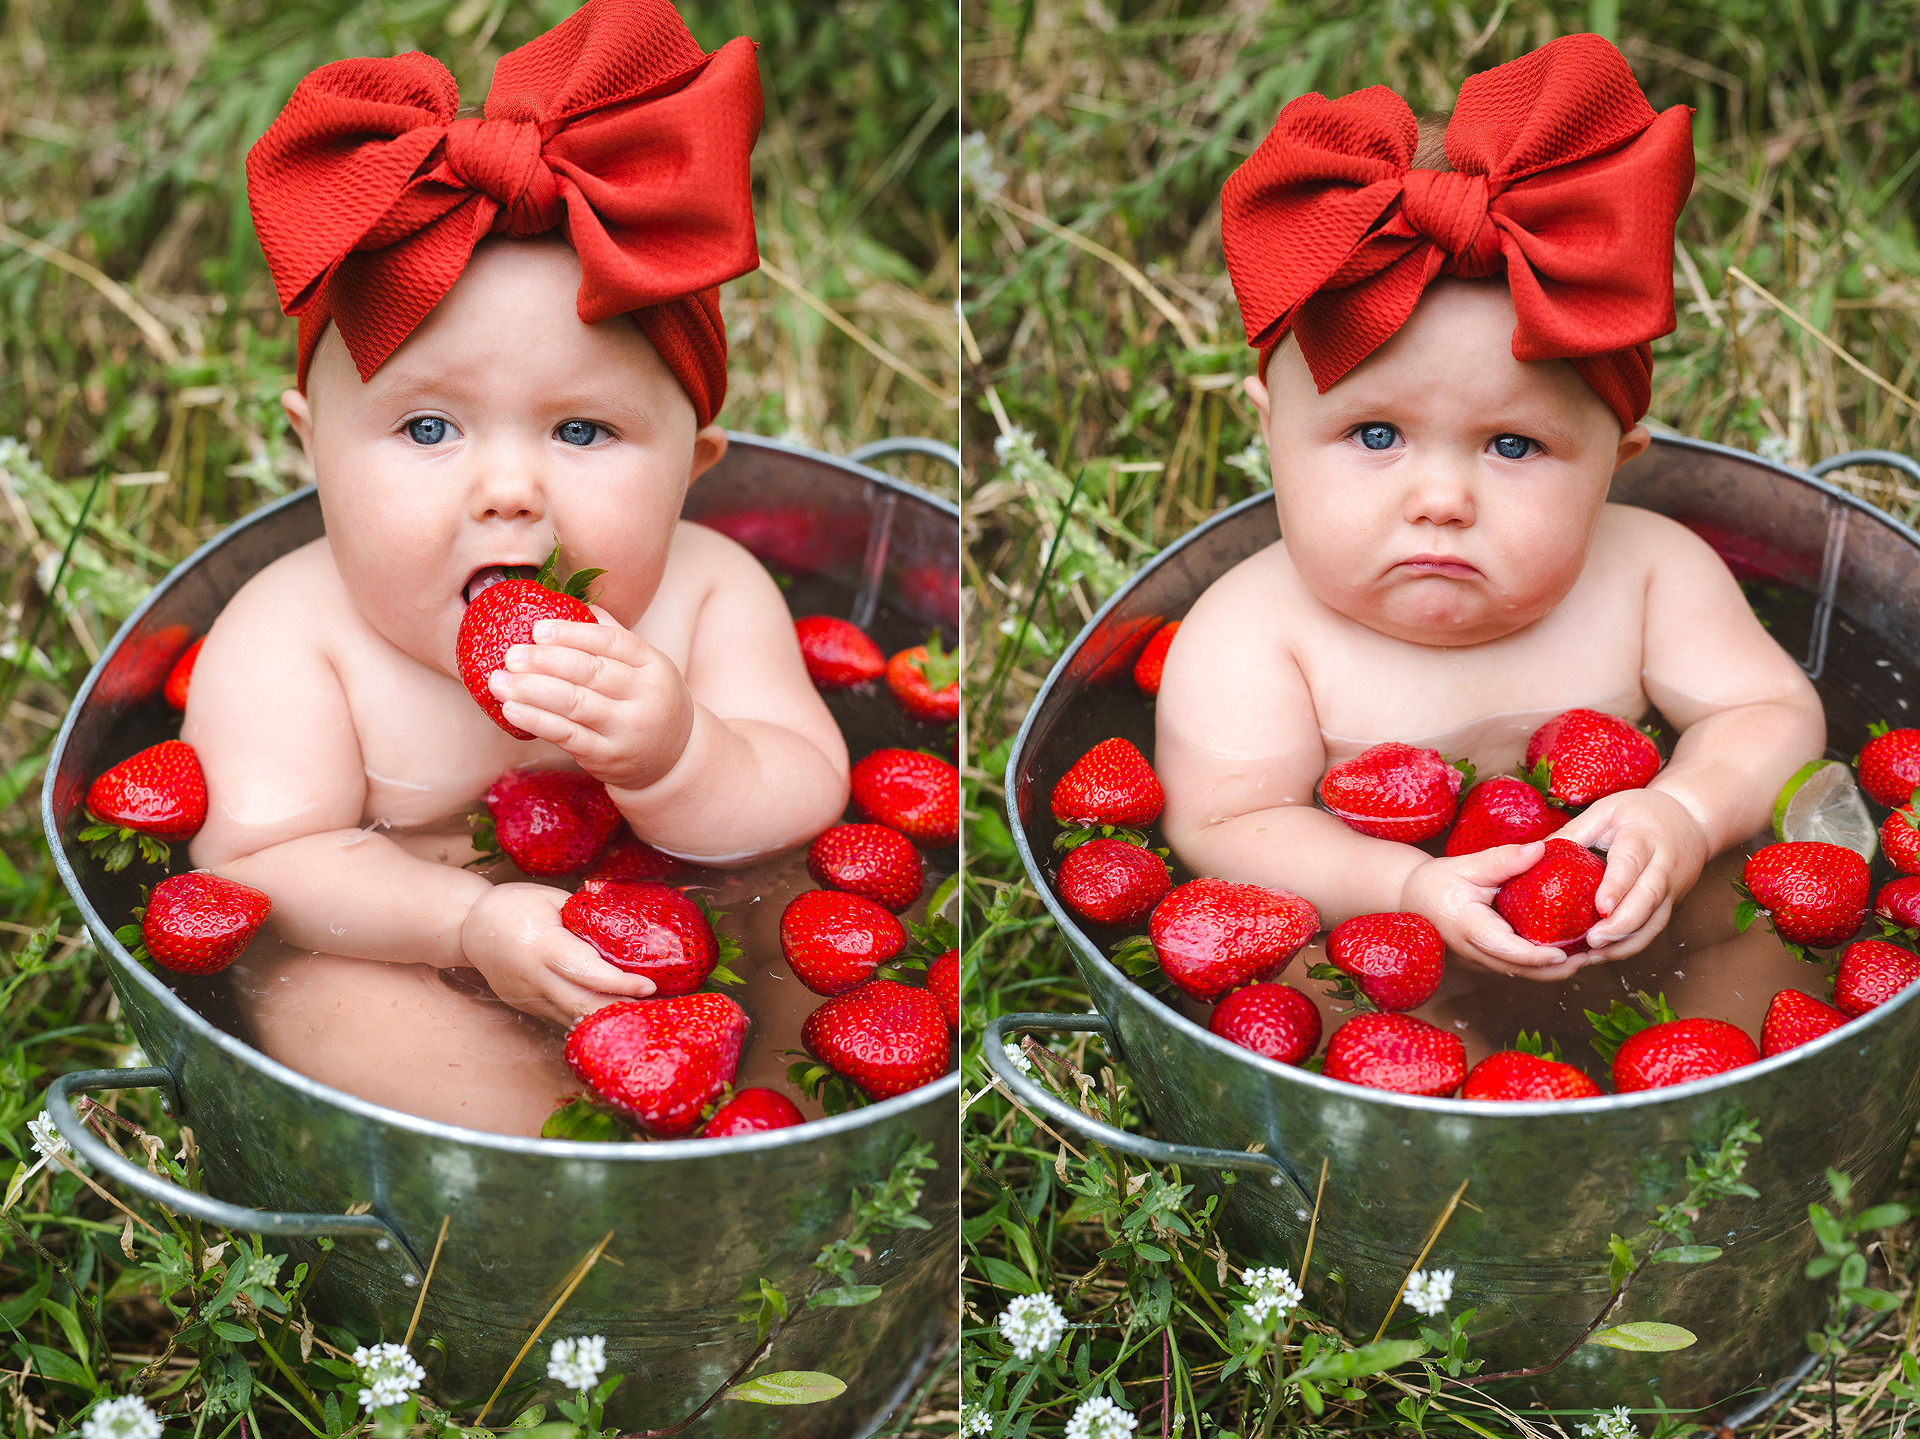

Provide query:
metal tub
left=44, top=434, right=959, bottom=1436
left=988, top=436, right=1920, bottom=1415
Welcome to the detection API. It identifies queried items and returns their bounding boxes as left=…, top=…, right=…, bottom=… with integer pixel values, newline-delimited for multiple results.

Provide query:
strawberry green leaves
left=1585, top=991, right=1678, bottom=1062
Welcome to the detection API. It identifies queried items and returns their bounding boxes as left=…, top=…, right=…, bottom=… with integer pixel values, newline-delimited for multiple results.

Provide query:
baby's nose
left=466, top=450, right=548, bottom=523
left=1403, top=458, right=1476, bottom=526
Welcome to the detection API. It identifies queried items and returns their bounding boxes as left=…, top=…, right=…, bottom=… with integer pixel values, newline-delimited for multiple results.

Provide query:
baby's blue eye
left=406, top=416, right=448, bottom=445
left=1357, top=423, right=1398, bottom=451
left=556, top=420, right=601, bottom=447
left=1491, top=434, right=1536, bottom=459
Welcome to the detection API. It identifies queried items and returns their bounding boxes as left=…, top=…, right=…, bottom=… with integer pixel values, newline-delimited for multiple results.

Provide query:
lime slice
left=1773, top=759, right=1877, bottom=859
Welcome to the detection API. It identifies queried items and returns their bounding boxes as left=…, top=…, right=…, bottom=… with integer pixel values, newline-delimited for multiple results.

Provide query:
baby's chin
left=1330, top=581, right=1555, bottom=648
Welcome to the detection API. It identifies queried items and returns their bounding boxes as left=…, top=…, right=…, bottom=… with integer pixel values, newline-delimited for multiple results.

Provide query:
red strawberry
left=1858, top=725, right=1920, bottom=808
left=1318, top=743, right=1462, bottom=843
left=885, top=637, right=959, bottom=724
left=1876, top=876, right=1920, bottom=931
left=561, top=880, right=722, bottom=996
left=583, top=827, right=690, bottom=884
left=1133, top=622, right=1179, bottom=697
left=1324, top=913, right=1444, bottom=1011
left=96, top=622, right=193, bottom=708
left=851, top=749, right=959, bottom=848
left=1522, top=709, right=1660, bottom=808
left=455, top=551, right=600, bottom=739
left=1323, top=1013, right=1464, bottom=1096
left=1881, top=799, right=1920, bottom=875
left=564, top=994, right=748, bottom=1137
left=1051, top=738, right=1164, bottom=828
left=703, top=1088, right=804, bottom=1137
left=133, top=872, right=271, bottom=975
left=1056, top=838, right=1171, bottom=927
left=1461, top=1051, right=1601, bottom=1101
left=1443, top=776, right=1562, bottom=856
left=1494, top=839, right=1605, bottom=949
left=780, top=889, right=907, bottom=995
left=1208, top=983, right=1321, bottom=1065
left=1760, top=989, right=1848, bottom=1056
left=793, top=616, right=884, bottom=688
left=802, top=979, right=950, bottom=1099
left=1145, top=878, right=1318, bottom=1002
left=87, top=740, right=207, bottom=843
left=1834, top=939, right=1920, bottom=1017
left=1742, top=841, right=1868, bottom=948
left=807, top=824, right=924, bottom=911
left=1611, top=1018, right=1757, bottom=1092
left=926, top=947, right=959, bottom=1028
left=481, top=768, right=621, bottom=877
left=163, top=636, right=204, bottom=712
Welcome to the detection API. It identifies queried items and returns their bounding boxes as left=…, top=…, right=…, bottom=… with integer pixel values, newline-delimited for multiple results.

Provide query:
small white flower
left=992, top=428, right=1047, bottom=483
left=1002, top=1042, right=1033, bottom=1077
left=997, top=1292, right=1067, bottom=1360
left=352, top=1342, right=425, bottom=1410
left=1064, top=1394, right=1138, bottom=1439
left=1579, top=1405, right=1637, bottom=1439
left=1225, top=439, right=1269, bottom=480
left=1756, top=433, right=1791, bottom=465
left=959, top=1402, right=993, bottom=1437
left=1402, top=1268, right=1454, bottom=1317
left=962, top=131, right=1007, bottom=198
left=547, top=1334, right=607, bottom=1391
left=27, top=1111, right=67, bottom=1162
left=81, top=1395, right=162, bottom=1439
left=1240, top=1265, right=1303, bottom=1326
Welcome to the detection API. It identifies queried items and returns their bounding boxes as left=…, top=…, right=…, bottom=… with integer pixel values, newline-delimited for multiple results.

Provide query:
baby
left=180, top=0, right=847, bottom=1132
left=1157, top=35, right=1825, bottom=981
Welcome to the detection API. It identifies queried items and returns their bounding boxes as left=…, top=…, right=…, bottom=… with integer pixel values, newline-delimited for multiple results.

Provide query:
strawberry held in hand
left=703, top=1088, right=804, bottom=1137
left=82, top=739, right=208, bottom=871
left=806, top=824, right=923, bottom=911
left=120, top=872, right=271, bottom=975
left=1051, top=738, right=1164, bottom=828
left=1522, top=708, right=1660, bottom=809
left=1834, top=939, right=1920, bottom=1018
left=1494, top=839, right=1605, bottom=950
left=1444, top=776, right=1561, bottom=856
left=1760, top=989, right=1847, bottom=1056
left=561, top=880, right=730, bottom=996
left=885, top=635, right=959, bottom=724
left=780, top=889, right=907, bottom=995
left=1611, top=1017, right=1757, bottom=1092
left=802, top=978, right=950, bottom=1099
left=1209, top=983, right=1321, bottom=1065
left=1322, top=912, right=1444, bottom=1012
left=793, top=615, right=884, bottom=688
left=851, top=749, right=959, bottom=848
left=1323, top=1013, right=1464, bottom=1097
left=1143, top=878, right=1318, bottom=1002
left=478, top=768, right=621, bottom=877
left=1739, top=841, right=1868, bottom=948
left=564, top=993, right=747, bottom=1137
left=456, top=546, right=601, bottom=739
left=1317, top=742, right=1463, bottom=843
left=1461, top=1050, right=1601, bottom=1101
left=1056, top=837, right=1171, bottom=927
left=1857, top=725, right=1920, bottom=808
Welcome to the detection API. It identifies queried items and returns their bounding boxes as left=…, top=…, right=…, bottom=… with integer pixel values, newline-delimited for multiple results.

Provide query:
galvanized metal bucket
left=44, top=434, right=959, bottom=1436
left=987, top=436, right=1920, bottom=1415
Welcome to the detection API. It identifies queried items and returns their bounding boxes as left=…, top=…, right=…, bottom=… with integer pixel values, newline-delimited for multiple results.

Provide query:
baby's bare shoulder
left=1181, top=541, right=1302, bottom=635
left=207, top=537, right=352, bottom=647
left=662, top=517, right=766, bottom=588
left=1590, top=504, right=1732, bottom=588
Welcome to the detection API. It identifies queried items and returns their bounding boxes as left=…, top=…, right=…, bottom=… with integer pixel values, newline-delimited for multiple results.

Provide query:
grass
left=0, top=0, right=957, bottom=1432
left=959, top=0, right=1920, bottom=1434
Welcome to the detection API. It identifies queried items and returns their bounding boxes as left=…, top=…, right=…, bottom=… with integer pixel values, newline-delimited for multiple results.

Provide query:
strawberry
left=1611, top=1018, right=1757, bottom=1092
left=802, top=978, right=950, bottom=1099
left=1834, top=939, right=1920, bottom=1017
left=1881, top=796, right=1920, bottom=875
left=807, top=823, right=924, bottom=911
left=163, top=635, right=204, bottom=712
left=1760, top=989, right=1848, bottom=1056
left=1133, top=621, right=1179, bottom=697
left=1322, top=912, right=1444, bottom=1011
left=1056, top=838, right=1171, bottom=927
left=780, top=889, right=907, bottom=995
left=926, top=947, right=959, bottom=1028
left=561, top=880, right=729, bottom=996
left=119, top=872, right=271, bottom=975
left=583, top=827, right=690, bottom=884
left=793, top=615, right=884, bottom=688
left=476, top=768, right=620, bottom=877
left=1317, top=742, right=1463, bottom=843
left=1858, top=724, right=1920, bottom=808
left=703, top=1088, right=804, bottom=1138
left=1143, top=878, right=1318, bottom=1002
left=1877, top=877, right=1920, bottom=932
left=1461, top=1051, right=1601, bottom=1101
left=1494, top=839, right=1605, bottom=949
left=851, top=749, right=959, bottom=848
left=885, top=636, right=959, bottom=724
left=1323, top=1013, right=1464, bottom=1097
left=564, top=993, right=747, bottom=1137
left=81, top=740, right=208, bottom=871
left=1740, top=841, right=1868, bottom=948
left=1443, top=776, right=1562, bottom=856
left=1051, top=738, right=1164, bottom=828
left=1522, top=709, right=1660, bottom=808
left=1208, top=983, right=1321, bottom=1065
left=455, top=546, right=602, bottom=739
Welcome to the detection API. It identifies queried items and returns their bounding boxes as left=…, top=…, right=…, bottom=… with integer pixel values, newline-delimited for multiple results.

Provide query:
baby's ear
left=688, top=424, right=728, bottom=485
left=1612, top=422, right=1652, bottom=473
left=281, top=388, right=314, bottom=456
left=1243, top=374, right=1271, bottom=429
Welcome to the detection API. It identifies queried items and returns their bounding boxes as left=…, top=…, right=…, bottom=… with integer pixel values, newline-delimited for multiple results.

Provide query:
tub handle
left=1810, top=449, right=1920, bottom=489
left=846, top=437, right=961, bottom=472
left=46, top=1068, right=420, bottom=1267
left=983, top=1014, right=1308, bottom=1199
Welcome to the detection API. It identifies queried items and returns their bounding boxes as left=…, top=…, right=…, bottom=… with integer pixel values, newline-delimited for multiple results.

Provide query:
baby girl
left=1157, top=35, right=1824, bottom=981
left=181, top=0, right=847, bottom=1132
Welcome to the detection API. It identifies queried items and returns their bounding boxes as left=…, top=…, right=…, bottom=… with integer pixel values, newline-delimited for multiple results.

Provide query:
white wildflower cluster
left=1756, top=433, right=1792, bottom=465
left=1240, top=1265, right=1304, bottom=1327
left=1224, top=438, right=1269, bottom=481
left=962, top=130, right=1007, bottom=198
left=1002, top=1041, right=1033, bottom=1077
left=959, top=1402, right=993, bottom=1437
left=1402, top=1268, right=1454, bottom=1317
left=992, top=427, right=1048, bottom=485
left=352, top=1342, right=425, bottom=1410
left=81, top=1396, right=162, bottom=1439
left=997, top=1292, right=1067, bottom=1360
left=1064, top=1395, right=1138, bottom=1439
left=548, top=1334, right=608, bottom=1391
left=1579, top=1405, right=1637, bottom=1439
left=26, top=1110, right=66, bottom=1162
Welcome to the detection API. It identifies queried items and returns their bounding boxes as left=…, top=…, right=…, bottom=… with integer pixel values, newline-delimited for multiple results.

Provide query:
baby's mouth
left=461, top=564, right=534, bottom=605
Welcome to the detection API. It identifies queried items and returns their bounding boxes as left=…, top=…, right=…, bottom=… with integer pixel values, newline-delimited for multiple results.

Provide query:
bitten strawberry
left=1834, top=939, right=1920, bottom=1017
left=802, top=979, right=950, bottom=1099
left=1522, top=709, right=1660, bottom=808
left=1323, top=1013, right=1465, bottom=1097
left=126, top=872, right=271, bottom=975
left=583, top=827, right=689, bottom=884
left=82, top=740, right=209, bottom=871
left=1443, top=777, right=1562, bottom=856
left=1877, top=877, right=1920, bottom=932
left=885, top=636, right=959, bottom=723
left=851, top=749, right=959, bottom=848
left=1133, top=622, right=1179, bottom=697
left=1858, top=725, right=1920, bottom=808
left=1323, top=913, right=1444, bottom=1011
left=163, top=636, right=204, bottom=712
left=1494, top=839, right=1605, bottom=949
left=1882, top=798, right=1920, bottom=875
left=1056, top=838, right=1171, bottom=927
left=807, top=824, right=924, bottom=911
left=1461, top=1051, right=1601, bottom=1101
left=564, top=994, right=748, bottom=1137
left=1208, top=983, right=1321, bottom=1065
left=780, top=889, right=907, bottom=995
left=703, top=1088, right=804, bottom=1137
left=1317, top=742, right=1463, bottom=843
left=1760, top=989, right=1848, bottom=1056
left=926, top=947, right=959, bottom=1028
left=561, top=880, right=725, bottom=996
left=1051, top=738, right=1164, bottom=827
left=1741, top=841, right=1869, bottom=948
left=456, top=548, right=601, bottom=739
left=1143, top=878, right=1318, bottom=1002
left=478, top=768, right=621, bottom=877
left=793, top=615, right=884, bottom=688
left=1612, top=1018, right=1757, bottom=1091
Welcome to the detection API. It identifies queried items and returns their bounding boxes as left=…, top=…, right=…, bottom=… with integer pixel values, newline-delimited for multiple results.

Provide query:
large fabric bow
left=1220, top=33, right=1693, bottom=430
left=246, top=0, right=763, bottom=427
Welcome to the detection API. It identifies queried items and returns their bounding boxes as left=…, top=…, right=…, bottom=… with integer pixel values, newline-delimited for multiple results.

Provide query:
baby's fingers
left=1589, top=896, right=1674, bottom=962
left=1449, top=840, right=1548, bottom=891
left=549, top=943, right=657, bottom=1003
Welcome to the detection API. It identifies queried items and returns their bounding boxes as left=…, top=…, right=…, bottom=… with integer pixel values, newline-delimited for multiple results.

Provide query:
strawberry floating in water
left=779, top=889, right=907, bottom=996
left=1738, top=841, right=1868, bottom=949
left=118, top=872, right=271, bottom=975
left=1834, top=939, right=1920, bottom=1018
left=1876, top=876, right=1920, bottom=933
left=1323, top=1013, right=1464, bottom=1097
left=82, top=739, right=208, bottom=871
left=564, top=993, right=748, bottom=1138
left=1760, top=989, right=1848, bottom=1056
left=476, top=768, right=621, bottom=877
left=1494, top=839, right=1604, bottom=950
left=793, top=615, right=884, bottom=688
left=851, top=749, right=959, bottom=848
left=1133, top=622, right=1179, bottom=697
left=703, top=1088, right=804, bottom=1138
left=806, top=823, right=923, bottom=912
left=926, top=947, right=959, bottom=1028
left=583, top=827, right=689, bottom=884
left=1051, top=738, right=1164, bottom=828
left=561, top=880, right=733, bottom=996
left=1858, top=725, right=1920, bottom=809
left=1056, top=837, right=1171, bottom=928
left=1317, top=742, right=1464, bottom=843
left=1611, top=1017, right=1757, bottom=1092
left=1522, top=708, right=1660, bottom=809
left=1133, top=878, right=1317, bottom=1002
left=1881, top=795, right=1920, bottom=875
left=1319, top=912, right=1444, bottom=1012
left=163, top=636, right=204, bottom=712
left=1209, top=983, right=1321, bottom=1066
left=885, top=635, right=959, bottom=724
left=802, top=979, right=950, bottom=1100
left=1443, top=776, right=1561, bottom=856
left=1461, top=1050, right=1600, bottom=1101
left=455, top=545, right=602, bottom=739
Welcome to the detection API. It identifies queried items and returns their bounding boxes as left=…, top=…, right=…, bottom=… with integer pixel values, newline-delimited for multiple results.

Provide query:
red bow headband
left=246, top=0, right=764, bottom=429
left=1221, top=33, right=1693, bottom=432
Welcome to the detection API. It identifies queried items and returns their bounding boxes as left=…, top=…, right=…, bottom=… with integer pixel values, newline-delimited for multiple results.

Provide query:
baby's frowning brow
left=342, top=364, right=667, bottom=437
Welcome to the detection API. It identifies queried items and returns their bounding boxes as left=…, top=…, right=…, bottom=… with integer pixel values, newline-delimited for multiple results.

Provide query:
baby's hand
left=1552, top=788, right=1711, bottom=961
left=1399, top=841, right=1593, bottom=980
left=459, top=881, right=654, bottom=1027
left=488, top=606, right=696, bottom=793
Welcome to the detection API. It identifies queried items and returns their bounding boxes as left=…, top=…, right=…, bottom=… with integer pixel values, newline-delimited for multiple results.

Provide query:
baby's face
left=285, top=236, right=725, bottom=675
left=1252, top=278, right=1649, bottom=647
